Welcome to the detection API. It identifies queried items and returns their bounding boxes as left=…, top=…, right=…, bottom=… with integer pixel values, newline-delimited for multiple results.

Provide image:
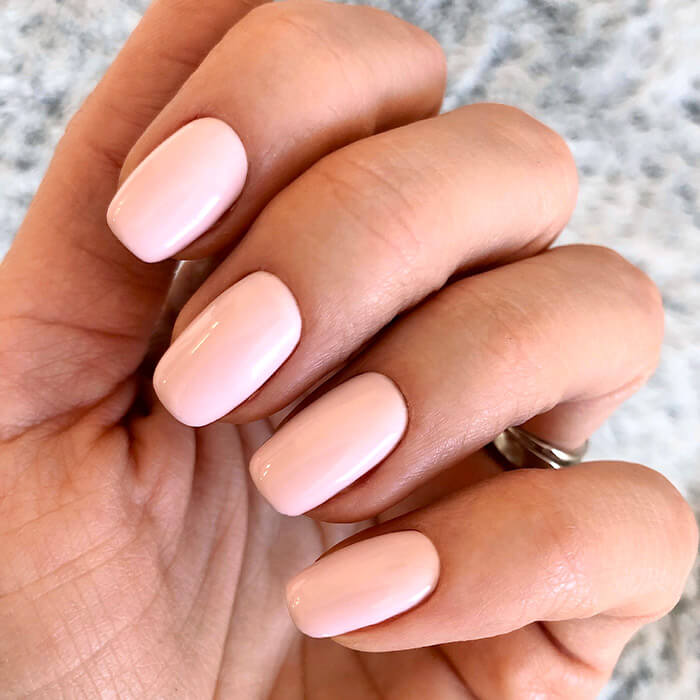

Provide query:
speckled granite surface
left=1, top=0, right=699, bottom=697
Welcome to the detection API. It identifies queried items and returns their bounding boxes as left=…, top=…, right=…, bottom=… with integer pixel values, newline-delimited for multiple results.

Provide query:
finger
left=248, top=245, right=663, bottom=519
left=0, top=0, right=445, bottom=436
left=287, top=463, right=697, bottom=675
left=0, top=0, right=267, bottom=435
left=109, top=0, right=446, bottom=262
left=158, top=103, right=578, bottom=427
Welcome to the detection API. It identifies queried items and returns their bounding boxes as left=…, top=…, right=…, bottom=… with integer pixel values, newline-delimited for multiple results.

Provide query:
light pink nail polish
left=107, top=118, right=247, bottom=262
left=153, top=271, right=301, bottom=427
left=250, top=373, right=407, bottom=515
left=286, top=531, right=440, bottom=638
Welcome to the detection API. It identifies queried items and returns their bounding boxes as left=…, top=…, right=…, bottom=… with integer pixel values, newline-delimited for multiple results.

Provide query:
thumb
left=0, top=0, right=267, bottom=437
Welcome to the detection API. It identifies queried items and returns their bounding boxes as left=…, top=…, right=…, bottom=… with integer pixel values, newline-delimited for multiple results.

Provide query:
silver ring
left=491, top=426, right=588, bottom=470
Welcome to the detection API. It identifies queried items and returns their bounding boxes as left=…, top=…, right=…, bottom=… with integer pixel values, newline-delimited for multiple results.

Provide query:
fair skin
left=0, top=0, right=696, bottom=697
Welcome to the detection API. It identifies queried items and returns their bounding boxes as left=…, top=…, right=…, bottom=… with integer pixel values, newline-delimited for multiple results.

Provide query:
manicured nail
left=250, top=373, right=407, bottom=515
left=153, top=271, right=301, bottom=427
left=286, top=531, right=440, bottom=638
left=107, top=117, right=247, bottom=262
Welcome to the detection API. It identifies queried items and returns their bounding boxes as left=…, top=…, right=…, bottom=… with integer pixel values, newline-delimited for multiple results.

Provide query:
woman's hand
left=0, top=1, right=695, bottom=697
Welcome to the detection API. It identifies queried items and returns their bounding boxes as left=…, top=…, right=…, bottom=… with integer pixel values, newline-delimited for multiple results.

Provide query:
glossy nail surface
left=286, top=531, right=440, bottom=638
left=107, top=118, right=247, bottom=262
left=154, top=271, right=301, bottom=427
left=250, top=373, right=407, bottom=515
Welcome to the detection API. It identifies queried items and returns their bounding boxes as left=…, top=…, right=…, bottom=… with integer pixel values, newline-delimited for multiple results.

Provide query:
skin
left=0, top=0, right=696, bottom=697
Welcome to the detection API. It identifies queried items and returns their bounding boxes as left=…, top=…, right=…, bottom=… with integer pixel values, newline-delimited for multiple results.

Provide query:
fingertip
left=107, top=118, right=248, bottom=263
left=285, top=530, right=440, bottom=640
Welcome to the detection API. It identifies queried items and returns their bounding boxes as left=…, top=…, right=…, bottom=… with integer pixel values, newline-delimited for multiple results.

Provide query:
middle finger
left=155, top=103, right=578, bottom=427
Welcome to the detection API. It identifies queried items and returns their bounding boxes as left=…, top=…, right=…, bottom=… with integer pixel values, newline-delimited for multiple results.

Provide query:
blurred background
left=1, top=0, right=698, bottom=696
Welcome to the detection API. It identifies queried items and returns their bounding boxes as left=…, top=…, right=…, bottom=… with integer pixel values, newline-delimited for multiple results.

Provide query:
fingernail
left=286, top=531, right=440, bottom=638
left=154, top=271, right=301, bottom=427
left=107, top=117, right=247, bottom=262
left=250, top=373, right=407, bottom=515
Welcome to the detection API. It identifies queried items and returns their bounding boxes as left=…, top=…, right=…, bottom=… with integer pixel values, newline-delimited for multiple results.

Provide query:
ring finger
left=248, top=244, right=663, bottom=519
left=285, top=461, right=697, bottom=698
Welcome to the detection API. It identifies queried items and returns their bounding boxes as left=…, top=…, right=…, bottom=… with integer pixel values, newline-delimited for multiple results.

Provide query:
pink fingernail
left=250, top=373, right=407, bottom=515
left=153, top=271, right=301, bottom=427
left=286, top=531, right=440, bottom=638
left=107, top=118, right=247, bottom=262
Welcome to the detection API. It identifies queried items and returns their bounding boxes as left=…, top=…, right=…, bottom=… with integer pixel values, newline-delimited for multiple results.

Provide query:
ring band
left=491, top=426, right=588, bottom=470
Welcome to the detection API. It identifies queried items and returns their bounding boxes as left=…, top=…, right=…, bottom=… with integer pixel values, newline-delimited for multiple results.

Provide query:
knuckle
left=666, top=496, right=698, bottom=586
left=549, top=245, right=664, bottom=384
left=470, top=103, right=579, bottom=236
left=243, top=1, right=335, bottom=49
left=585, top=245, right=664, bottom=337
left=596, top=463, right=697, bottom=618
left=484, top=103, right=575, bottom=171
left=633, top=465, right=699, bottom=610
left=244, top=1, right=445, bottom=88
left=245, top=1, right=394, bottom=53
left=672, top=504, right=699, bottom=600
left=442, top=279, right=552, bottom=415
left=367, top=8, right=447, bottom=85
left=510, top=470, right=592, bottom=612
left=310, top=153, right=429, bottom=273
left=621, top=256, right=664, bottom=325
left=240, top=2, right=389, bottom=110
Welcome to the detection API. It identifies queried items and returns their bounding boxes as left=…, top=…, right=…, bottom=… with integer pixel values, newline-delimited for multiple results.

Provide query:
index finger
left=110, top=0, right=446, bottom=262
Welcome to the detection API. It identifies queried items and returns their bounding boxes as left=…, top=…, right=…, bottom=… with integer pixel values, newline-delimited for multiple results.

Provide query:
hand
left=0, top=1, right=695, bottom=697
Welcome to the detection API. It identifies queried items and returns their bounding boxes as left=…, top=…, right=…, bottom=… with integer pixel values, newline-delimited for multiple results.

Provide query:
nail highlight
left=250, top=372, right=407, bottom=515
left=107, top=117, right=247, bottom=262
left=286, top=531, right=440, bottom=638
left=154, top=271, right=301, bottom=427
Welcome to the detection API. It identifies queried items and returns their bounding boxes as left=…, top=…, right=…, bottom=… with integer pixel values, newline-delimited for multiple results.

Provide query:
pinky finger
left=285, top=461, right=697, bottom=672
